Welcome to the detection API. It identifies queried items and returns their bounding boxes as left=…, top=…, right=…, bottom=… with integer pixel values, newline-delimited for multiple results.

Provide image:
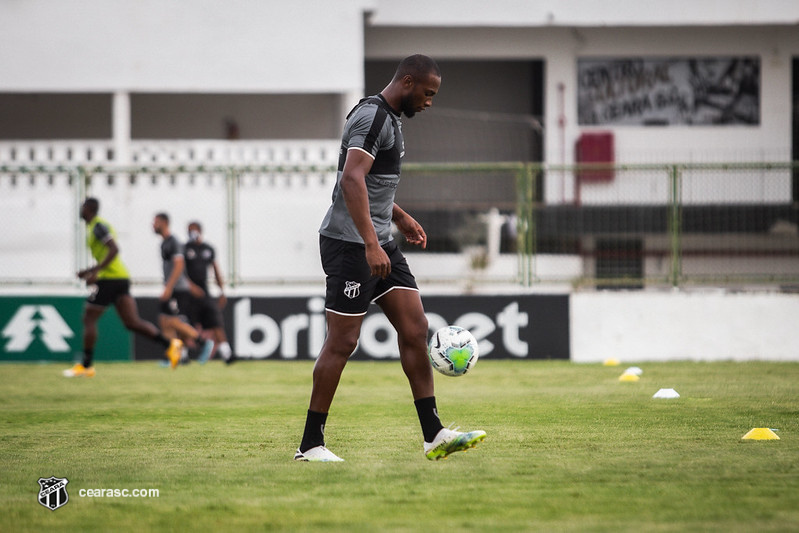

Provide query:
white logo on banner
left=2, top=305, right=74, bottom=352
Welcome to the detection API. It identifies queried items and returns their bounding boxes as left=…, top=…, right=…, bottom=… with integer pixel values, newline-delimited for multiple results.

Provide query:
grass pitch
left=2, top=359, right=798, bottom=532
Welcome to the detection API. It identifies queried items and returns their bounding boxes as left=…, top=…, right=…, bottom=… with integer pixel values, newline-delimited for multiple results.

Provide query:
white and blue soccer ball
left=428, top=325, right=479, bottom=377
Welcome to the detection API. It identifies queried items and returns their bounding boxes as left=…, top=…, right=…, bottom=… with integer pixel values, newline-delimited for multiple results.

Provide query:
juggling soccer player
left=294, top=55, right=485, bottom=462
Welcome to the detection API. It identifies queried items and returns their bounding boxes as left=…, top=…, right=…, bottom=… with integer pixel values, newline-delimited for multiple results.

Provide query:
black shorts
left=321, top=235, right=418, bottom=316
left=190, top=296, right=224, bottom=329
left=159, top=290, right=192, bottom=319
left=87, top=279, right=131, bottom=307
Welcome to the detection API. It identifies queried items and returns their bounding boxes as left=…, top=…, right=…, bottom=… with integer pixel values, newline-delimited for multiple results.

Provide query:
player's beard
left=400, top=93, right=417, bottom=118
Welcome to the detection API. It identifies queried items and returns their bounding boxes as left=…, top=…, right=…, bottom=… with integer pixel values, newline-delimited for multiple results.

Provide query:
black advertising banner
left=417, top=295, right=569, bottom=361
left=578, top=57, right=760, bottom=126
left=132, top=294, right=569, bottom=361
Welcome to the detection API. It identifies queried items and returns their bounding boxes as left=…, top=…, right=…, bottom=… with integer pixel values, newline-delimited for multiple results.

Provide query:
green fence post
left=226, top=167, right=240, bottom=287
left=73, top=166, right=91, bottom=286
left=516, top=163, right=537, bottom=287
left=528, top=165, right=538, bottom=286
left=515, top=167, right=527, bottom=285
left=668, top=165, right=683, bottom=287
left=73, top=167, right=83, bottom=287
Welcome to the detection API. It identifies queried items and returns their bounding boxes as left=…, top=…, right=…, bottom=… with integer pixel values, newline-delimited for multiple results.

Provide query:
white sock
left=218, top=342, right=232, bottom=360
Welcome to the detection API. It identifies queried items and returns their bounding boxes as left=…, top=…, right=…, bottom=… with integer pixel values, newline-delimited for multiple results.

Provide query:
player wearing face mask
left=183, top=221, right=235, bottom=364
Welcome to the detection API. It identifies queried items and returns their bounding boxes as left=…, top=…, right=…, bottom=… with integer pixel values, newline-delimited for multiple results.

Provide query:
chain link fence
left=1, top=162, right=797, bottom=289
left=515, top=162, right=799, bottom=288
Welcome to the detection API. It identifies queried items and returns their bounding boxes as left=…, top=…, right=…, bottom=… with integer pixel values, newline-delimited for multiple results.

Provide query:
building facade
left=1, top=1, right=798, bottom=286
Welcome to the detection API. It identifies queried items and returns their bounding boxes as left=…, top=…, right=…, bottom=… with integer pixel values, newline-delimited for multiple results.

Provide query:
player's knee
left=407, top=315, right=428, bottom=343
left=325, top=331, right=360, bottom=359
left=400, top=315, right=429, bottom=348
left=119, top=315, right=139, bottom=330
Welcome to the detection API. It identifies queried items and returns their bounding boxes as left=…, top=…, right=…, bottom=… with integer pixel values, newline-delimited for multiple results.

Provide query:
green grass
left=2, top=360, right=798, bottom=532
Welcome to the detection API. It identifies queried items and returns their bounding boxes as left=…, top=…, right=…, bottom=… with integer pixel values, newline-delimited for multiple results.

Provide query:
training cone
left=603, top=358, right=620, bottom=366
left=618, top=372, right=639, bottom=382
left=741, top=428, right=780, bottom=440
left=653, top=388, right=680, bottom=399
left=625, top=366, right=643, bottom=376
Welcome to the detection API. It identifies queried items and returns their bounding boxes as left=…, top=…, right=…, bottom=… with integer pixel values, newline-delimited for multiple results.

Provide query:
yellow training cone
left=603, top=358, right=620, bottom=366
left=741, top=428, right=780, bottom=440
left=618, top=373, right=640, bottom=382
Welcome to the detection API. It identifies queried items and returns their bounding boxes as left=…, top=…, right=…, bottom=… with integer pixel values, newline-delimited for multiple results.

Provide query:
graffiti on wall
left=578, top=57, right=760, bottom=126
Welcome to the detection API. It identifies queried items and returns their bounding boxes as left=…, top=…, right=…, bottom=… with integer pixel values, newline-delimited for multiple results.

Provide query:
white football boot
left=293, top=446, right=345, bottom=462
left=424, top=426, right=486, bottom=460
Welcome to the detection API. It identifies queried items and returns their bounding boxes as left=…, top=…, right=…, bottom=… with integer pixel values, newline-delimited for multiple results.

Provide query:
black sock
left=299, top=410, right=328, bottom=452
left=154, top=333, right=171, bottom=348
left=415, top=396, right=444, bottom=443
left=82, top=348, right=94, bottom=369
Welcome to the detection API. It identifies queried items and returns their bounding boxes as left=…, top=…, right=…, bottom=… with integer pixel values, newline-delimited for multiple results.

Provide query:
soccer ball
left=428, top=325, right=479, bottom=377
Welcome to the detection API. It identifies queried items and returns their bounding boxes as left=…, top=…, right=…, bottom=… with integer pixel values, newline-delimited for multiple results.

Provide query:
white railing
left=0, top=141, right=115, bottom=164
left=0, top=140, right=341, bottom=166
left=129, top=140, right=340, bottom=165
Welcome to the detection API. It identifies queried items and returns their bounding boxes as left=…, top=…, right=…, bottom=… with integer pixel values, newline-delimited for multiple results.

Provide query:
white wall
left=571, top=291, right=799, bottom=362
left=369, top=0, right=799, bottom=27
left=0, top=0, right=371, bottom=93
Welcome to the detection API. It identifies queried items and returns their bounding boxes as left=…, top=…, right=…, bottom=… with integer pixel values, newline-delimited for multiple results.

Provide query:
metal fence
left=511, top=162, right=799, bottom=288
left=1, top=162, right=797, bottom=289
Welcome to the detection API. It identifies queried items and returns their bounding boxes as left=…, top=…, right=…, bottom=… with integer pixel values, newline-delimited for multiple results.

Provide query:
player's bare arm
left=187, top=279, right=206, bottom=299
left=392, top=204, right=427, bottom=249
left=212, top=261, right=227, bottom=308
left=340, top=147, right=391, bottom=279
left=77, top=237, right=120, bottom=284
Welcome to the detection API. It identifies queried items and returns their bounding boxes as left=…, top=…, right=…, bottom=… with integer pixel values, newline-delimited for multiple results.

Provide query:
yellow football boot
left=166, top=339, right=183, bottom=369
left=63, top=363, right=95, bottom=378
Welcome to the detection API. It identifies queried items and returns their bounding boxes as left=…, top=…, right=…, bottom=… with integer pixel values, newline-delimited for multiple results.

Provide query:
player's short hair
left=393, top=54, right=441, bottom=82
left=188, top=220, right=202, bottom=232
left=155, top=212, right=170, bottom=224
left=83, top=197, right=99, bottom=214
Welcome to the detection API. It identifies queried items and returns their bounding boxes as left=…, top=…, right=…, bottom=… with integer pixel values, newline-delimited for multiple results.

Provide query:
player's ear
left=402, top=74, right=414, bottom=88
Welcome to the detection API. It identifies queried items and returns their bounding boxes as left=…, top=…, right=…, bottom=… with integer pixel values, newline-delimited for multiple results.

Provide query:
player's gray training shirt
left=319, top=94, right=404, bottom=245
left=160, top=235, right=190, bottom=291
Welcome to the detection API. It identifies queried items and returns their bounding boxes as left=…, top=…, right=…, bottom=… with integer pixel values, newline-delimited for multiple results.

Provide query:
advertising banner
left=0, top=296, right=131, bottom=362
left=132, top=294, right=570, bottom=361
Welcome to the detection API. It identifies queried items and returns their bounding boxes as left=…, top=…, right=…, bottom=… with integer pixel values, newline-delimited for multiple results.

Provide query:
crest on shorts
left=38, top=476, right=69, bottom=511
left=344, top=281, right=361, bottom=299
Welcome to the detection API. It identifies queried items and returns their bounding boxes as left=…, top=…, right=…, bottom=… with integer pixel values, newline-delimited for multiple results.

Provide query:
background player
left=184, top=220, right=235, bottom=364
left=294, top=55, right=485, bottom=462
left=65, top=197, right=182, bottom=376
left=152, top=213, right=213, bottom=365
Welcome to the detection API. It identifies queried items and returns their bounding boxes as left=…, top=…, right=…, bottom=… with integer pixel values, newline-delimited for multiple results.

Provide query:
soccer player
left=294, top=54, right=486, bottom=462
left=184, top=221, right=235, bottom=364
left=65, top=197, right=183, bottom=377
left=152, top=213, right=213, bottom=364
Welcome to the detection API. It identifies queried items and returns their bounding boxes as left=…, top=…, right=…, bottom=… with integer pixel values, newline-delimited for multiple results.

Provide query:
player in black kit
left=184, top=221, right=234, bottom=364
